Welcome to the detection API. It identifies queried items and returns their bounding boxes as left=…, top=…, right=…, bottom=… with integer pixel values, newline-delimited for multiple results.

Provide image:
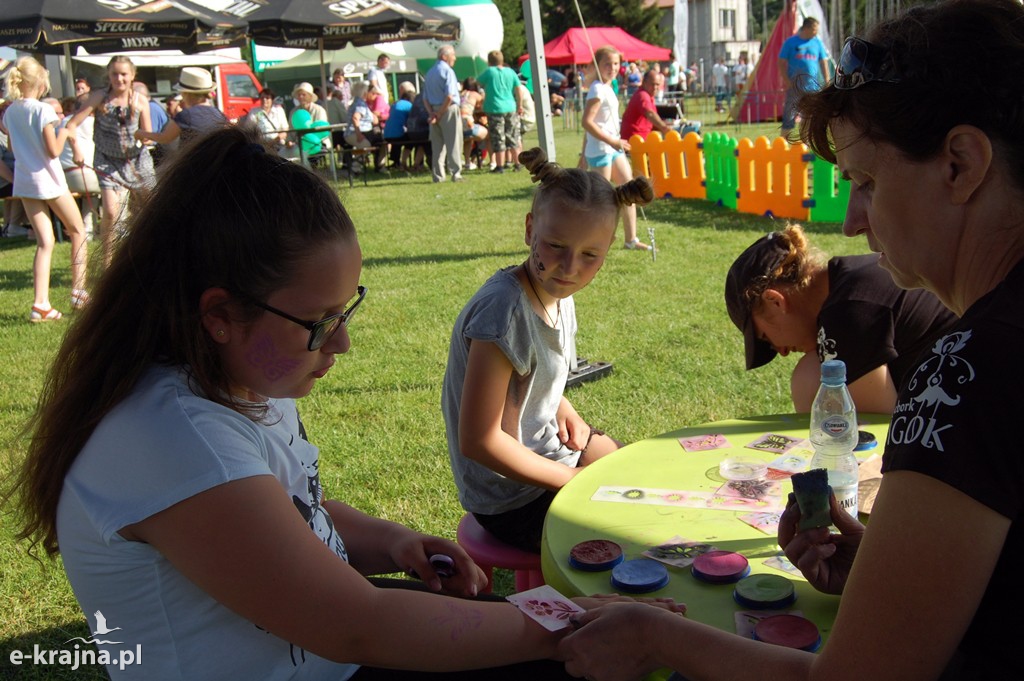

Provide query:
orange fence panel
left=628, top=130, right=705, bottom=199
left=736, top=136, right=809, bottom=220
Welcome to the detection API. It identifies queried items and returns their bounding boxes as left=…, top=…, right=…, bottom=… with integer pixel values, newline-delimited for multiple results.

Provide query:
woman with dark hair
left=246, top=87, right=290, bottom=152
left=560, top=1, right=1024, bottom=679
left=6, top=125, right=679, bottom=680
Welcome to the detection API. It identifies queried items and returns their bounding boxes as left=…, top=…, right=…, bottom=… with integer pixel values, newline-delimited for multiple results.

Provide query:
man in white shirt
left=367, top=54, right=391, bottom=105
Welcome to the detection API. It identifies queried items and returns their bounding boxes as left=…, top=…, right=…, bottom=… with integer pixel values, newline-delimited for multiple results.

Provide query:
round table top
left=541, top=412, right=890, bottom=645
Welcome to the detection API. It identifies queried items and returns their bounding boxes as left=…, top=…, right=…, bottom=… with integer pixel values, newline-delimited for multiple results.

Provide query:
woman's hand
left=778, top=491, right=864, bottom=594
left=618, top=139, right=631, bottom=153
left=391, top=531, right=488, bottom=597
left=133, top=129, right=148, bottom=142
left=560, top=601, right=679, bottom=681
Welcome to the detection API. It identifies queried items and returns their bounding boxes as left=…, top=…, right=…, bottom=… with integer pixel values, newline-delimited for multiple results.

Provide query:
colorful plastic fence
left=628, top=131, right=849, bottom=223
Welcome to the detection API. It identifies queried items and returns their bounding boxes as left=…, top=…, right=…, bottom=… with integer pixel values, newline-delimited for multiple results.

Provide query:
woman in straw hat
left=290, top=81, right=330, bottom=158
left=67, top=55, right=153, bottom=267
left=135, top=67, right=228, bottom=149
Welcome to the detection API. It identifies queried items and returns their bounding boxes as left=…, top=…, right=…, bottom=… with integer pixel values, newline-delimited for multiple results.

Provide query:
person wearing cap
left=135, top=67, right=228, bottom=149
left=724, top=224, right=957, bottom=413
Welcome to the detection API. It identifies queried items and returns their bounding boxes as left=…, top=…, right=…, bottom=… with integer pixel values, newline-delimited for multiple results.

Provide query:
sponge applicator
left=791, top=468, right=832, bottom=531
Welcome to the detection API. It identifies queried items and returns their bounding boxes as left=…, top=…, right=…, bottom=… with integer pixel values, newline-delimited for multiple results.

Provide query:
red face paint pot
left=753, top=614, right=821, bottom=652
left=733, top=574, right=796, bottom=609
left=610, top=558, right=670, bottom=593
left=691, top=550, right=750, bottom=583
left=569, top=539, right=624, bottom=572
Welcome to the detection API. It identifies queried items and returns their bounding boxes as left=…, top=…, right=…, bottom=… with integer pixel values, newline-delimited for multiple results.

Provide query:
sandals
left=71, top=289, right=90, bottom=310
left=623, top=238, right=652, bottom=251
left=30, top=305, right=63, bottom=323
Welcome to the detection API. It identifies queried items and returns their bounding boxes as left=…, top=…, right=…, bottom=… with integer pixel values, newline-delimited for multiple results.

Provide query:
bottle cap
left=820, top=359, right=847, bottom=386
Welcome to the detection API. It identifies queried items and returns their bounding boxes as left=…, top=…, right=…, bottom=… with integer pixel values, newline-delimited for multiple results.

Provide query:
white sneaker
left=466, top=162, right=478, bottom=171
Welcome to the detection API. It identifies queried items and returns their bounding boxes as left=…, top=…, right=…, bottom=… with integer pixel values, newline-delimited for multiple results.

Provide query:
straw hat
left=175, top=67, right=215, bottom=93
left=292, top=82, right=317, bottom=102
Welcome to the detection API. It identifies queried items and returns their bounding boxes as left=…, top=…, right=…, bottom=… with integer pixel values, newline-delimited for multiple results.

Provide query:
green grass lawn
left=0, top=123, right=865, bottom=678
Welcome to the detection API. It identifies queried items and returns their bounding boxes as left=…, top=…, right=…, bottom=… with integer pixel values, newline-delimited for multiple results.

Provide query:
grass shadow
left=363, top=250, right=521, bottom=269
left=1, top=621, right=108, bottom=679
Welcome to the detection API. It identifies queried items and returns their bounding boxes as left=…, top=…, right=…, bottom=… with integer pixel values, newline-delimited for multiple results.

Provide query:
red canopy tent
left=537, top=27, right=671, bottom=66
left=731, top=0, right=798, bottom=123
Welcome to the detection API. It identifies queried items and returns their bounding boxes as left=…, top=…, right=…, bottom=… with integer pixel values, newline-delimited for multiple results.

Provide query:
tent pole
left=62, top=44, right=74, bottom=99
left=522, top=0, right=556, bottom=162
left=319, top=38, right=328, bottom=102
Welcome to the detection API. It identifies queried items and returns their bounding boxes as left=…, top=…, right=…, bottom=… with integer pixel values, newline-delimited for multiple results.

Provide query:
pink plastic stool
left=456, top=514, right=545, bottom=593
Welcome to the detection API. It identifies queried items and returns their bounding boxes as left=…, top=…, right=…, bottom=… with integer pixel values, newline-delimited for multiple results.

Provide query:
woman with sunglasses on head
left=6, top=125, right=681, bottom=680
left=68, top=55, right=153, bottom=268
left=559, top=1, right=1024, bottom=679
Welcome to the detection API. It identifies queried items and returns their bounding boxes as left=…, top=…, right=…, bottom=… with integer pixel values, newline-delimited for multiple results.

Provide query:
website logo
left=8, top=610, right=142, bottom=672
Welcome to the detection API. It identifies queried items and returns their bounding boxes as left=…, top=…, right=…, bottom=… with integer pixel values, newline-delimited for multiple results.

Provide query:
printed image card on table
left=506, top=585, right=586, bottom=631
left=738, top=511, right=782, bottom=535
left=707, top=479, right=786, bottom=512
left=746, top=433, right=803, bottom=455
left=678, top=433, right=731, bottom=452
left=643, top=535, right=717, bottom=568
left=764, top=551, right=802, bottom=576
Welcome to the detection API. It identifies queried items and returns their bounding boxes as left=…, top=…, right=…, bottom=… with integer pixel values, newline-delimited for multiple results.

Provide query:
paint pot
left=733, top=573, right=796, bottom=609
left=719, top=455, right=768, bottom=481
left=691, top=550, right=750, bottom=583
left=569, top=539, right=624, bottom=572
left=855, top=430, right=878, bottom=451
left=753, top=614, right=821, bottom=652
left=610, top=558, right=670, bottom=593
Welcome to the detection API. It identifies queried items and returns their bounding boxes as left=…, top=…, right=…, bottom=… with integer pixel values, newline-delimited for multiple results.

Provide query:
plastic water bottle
left=809, top=360, right=859, bottom=519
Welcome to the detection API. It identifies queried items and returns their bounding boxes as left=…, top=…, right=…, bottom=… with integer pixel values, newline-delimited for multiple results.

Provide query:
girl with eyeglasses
left=68, top=55, right=154, bottom=268
left=442, top=148, right=654, bottom=555
left=2, top=57, right=89, bottom=321
left=6, top=125, right=681, bottom=680
left=559, top=1, right=1024, bottom=679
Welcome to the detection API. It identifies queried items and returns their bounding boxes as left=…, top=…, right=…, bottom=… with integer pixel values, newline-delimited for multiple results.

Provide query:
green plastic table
left=541, top=412, right=890, bottom=645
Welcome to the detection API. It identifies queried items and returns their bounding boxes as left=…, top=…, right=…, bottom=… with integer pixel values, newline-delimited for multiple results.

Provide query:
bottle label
left=834, top=485, right=858, bottom=518
left=820, top=416, right=851, bottom=438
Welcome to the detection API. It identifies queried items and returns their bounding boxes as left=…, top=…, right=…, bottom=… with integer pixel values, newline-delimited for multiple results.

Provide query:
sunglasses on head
left=248, top=285, right=367, bottom=351
left=834, top=37, right=901, bottom=90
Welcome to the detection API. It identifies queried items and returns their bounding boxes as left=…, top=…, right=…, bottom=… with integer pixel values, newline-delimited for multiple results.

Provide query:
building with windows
left=647, top=0, right=761, bottom=88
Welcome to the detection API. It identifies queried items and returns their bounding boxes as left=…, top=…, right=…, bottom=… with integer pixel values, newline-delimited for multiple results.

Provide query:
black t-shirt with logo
left=883, top=258, right=1024, bottom=679
left=817, top=255, right=957, bottom=392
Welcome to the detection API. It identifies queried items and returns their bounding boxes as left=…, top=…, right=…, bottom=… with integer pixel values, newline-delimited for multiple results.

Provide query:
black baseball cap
left=724, top=232, right=788, bottom=370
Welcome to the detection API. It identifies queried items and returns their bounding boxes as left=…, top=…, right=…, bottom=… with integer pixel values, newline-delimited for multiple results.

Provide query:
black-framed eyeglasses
left=834, top=37, right=901, bottom=90
left=250, top=285, right=367, bottom=351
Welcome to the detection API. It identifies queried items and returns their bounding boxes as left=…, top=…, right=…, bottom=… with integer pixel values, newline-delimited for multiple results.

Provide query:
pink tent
left=539, top=27, right=671, bottom=66
left=732, top=0, right=798, bottom=123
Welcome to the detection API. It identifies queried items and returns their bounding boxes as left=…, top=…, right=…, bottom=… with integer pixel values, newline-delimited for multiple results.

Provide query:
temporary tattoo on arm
left=429, top=601, right=485, bottom=641
left=246, top=334, right=302, bottom=381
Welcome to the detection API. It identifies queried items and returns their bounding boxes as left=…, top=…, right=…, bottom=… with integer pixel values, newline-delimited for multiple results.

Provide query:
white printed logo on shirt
left=889, top=330, right=975, bottom=452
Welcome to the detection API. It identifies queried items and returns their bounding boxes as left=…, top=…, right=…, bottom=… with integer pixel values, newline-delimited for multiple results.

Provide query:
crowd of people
left=6, top=3, right=1023, bottom=677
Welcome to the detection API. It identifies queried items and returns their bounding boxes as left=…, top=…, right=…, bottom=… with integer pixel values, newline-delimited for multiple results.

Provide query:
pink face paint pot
left=610, top=558, right=670, bottom=593
left=733, top=574, right=796, bottom=609
left=691, top=550, right=750, bottom=583
left=569, top=539, right=624, bottom=572
left=753, top=614, right=821, bottom=652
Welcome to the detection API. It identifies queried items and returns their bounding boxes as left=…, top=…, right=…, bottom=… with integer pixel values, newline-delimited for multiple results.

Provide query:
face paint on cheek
left=245, top=333, right=303, bottom=381
left=530, top=241, right=546, bottom=273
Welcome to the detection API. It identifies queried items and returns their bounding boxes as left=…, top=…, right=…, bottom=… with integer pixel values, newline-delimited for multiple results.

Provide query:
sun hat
left=174, top=67, right=215, bottom=93
left=724, top=232, right=789, bottom=370
left=292, top=82, right=317, bottom=102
